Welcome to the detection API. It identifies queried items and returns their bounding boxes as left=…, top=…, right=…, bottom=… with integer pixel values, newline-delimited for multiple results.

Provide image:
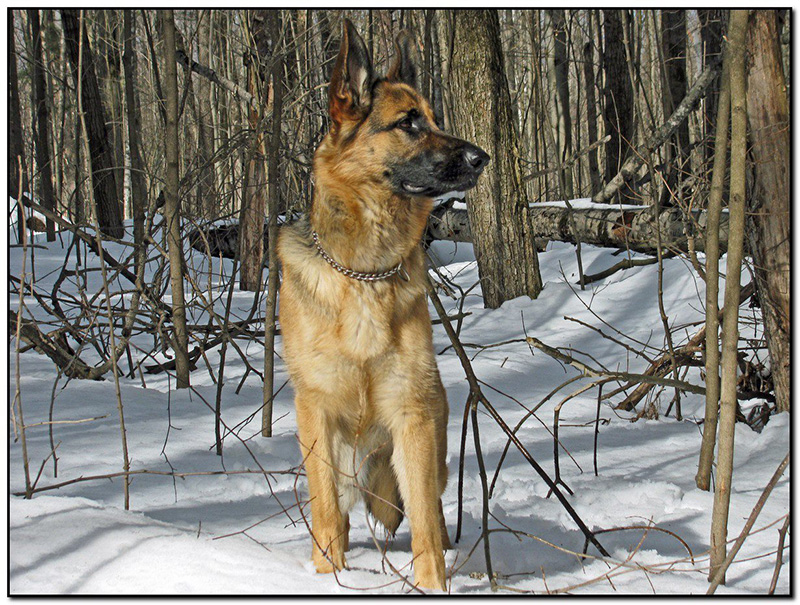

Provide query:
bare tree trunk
left=61, top=9, right=124, bottom=238
left=583, top=38, right=601, bottom=194
left=744, top=10, right=790, bottom=413
left=9, top=11, right=30, bottom=244
left=195, top=10, right=218, bottom=219
left=448, top=10, right=542, bottom=308
left=29, top=9, right=57, bottom=241
left=659, top=9, right=688, bottom=206
left=262, top=10, right=284, bottom=438
left=161, top=9, right=191, bottom=389
left=100, top=11, right=126, bottom=213
left=698, top=10, right=725, bottom=166
left=696, top=49, right=731, bottom=493
left=123, top=10, right=147, bottom=273
left=239, top=10, right=272, bottom=292
left=549, top=9, right=573, bottom=198
left=422, top=10, right=434, bottom=102
left=601, top=10, right=635, bottom=199
left=709, top=9, right=748, bottom=584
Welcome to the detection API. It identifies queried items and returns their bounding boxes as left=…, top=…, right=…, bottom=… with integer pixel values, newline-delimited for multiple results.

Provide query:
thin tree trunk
left=745, top=10, right=790, bottom=413
left=161, top=9, right=191, bottom=389
left=659, top=9, right=688, bottom=207
left=709, top=9, right=749, bottom=584
left=601, top=10, right=635, bottom=199
left=239, top=11, right=271, bottom=292
left=448, top=10, right=542, bottom=308
left=29, top=9, right=57, bottom=241
left=698, top=10, right=725, bottom=166
left=262, top=10, right=284, bottom=438
left=583, top=39, right=601, bottom=194
left=549, top=9, right=573, bottom=198
left=9, top=10, right=30, bottom=245
left=195, top=10, right=218, bottom=219
left=123, top=10, right=147, bottom=273
left=696, top=50, right=731, bottom=492
left=61, top=9, right=124, bottom=238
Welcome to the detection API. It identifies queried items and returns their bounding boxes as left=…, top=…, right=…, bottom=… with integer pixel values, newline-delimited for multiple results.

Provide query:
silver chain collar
left=311, top=231, right=409, bottom=282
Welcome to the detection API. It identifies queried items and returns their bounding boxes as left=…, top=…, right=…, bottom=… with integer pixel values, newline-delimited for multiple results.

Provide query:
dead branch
left=614, top=281, right=755, bottom=411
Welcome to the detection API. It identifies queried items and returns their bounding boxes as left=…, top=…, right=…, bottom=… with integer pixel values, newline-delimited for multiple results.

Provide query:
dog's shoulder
left=278, top=215, right=341, bottom=312
left=277, top=214, right=315, bottom=267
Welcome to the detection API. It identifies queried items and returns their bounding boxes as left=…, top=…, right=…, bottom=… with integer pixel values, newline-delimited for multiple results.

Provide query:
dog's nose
left=463, top=145, right=490, bottom=172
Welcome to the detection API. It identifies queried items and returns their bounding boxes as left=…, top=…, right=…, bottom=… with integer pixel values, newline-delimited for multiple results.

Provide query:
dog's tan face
left=324, top=20, right=489, bottom=199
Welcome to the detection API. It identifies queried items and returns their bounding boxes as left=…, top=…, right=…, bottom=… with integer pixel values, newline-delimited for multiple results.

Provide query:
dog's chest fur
left=278, top=216, right=428, bottom=366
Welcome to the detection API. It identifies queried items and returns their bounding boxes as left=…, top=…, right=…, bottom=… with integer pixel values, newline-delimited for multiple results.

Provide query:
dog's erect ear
left=386, top=31, right=418, bottom=89
left=329, top=19, right=373, bottom=127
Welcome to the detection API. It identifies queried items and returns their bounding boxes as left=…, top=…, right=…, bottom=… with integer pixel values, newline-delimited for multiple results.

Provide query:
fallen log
left=428, top=203, right=729, bottom=255
left=190, top=204, right=729, bottom=261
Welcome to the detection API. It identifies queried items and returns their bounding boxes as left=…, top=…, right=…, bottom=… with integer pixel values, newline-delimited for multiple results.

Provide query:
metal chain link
left=312, top=231, right=408, bottom=282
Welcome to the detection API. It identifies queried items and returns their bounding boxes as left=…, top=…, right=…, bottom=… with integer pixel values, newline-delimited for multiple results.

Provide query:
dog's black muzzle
left=391, top=136, right=491, bottom=198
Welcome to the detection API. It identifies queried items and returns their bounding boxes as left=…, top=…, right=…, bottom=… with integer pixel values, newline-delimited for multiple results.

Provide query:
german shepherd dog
left=277, top=19, right=489, bottom=590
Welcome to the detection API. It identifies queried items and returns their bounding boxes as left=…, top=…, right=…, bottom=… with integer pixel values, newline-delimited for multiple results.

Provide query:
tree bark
left=262, top=10, right=284, bottom=438
left=239, top=10, right=272, bottom=292
left=122, top=10, right=147, bottom=273
left=28, top=9, right=57, bottom=241
left=583, top=40, right=601, bottom=194
left=195, top=11, right=218, bottom=219
left=745, top=10, right=790, bottom=413
left=549, top=10, right=573, bottom=198
left=98, top=10, right=126, bottom=211
left=447, top=10, right=542, bottom=308
left=709, top=9, right=749, bottom=584
left=696, top=46, right=732, bottom=493
left=698, top=10, right=725, bottom=165
left=61, top=9, right=124, bottom=237
left=660, top=9, right=689, bottom=206
left=601, top=10, right=635, bottom=196
left=161, top=9, right=191, bottom=389
left=9, top=10, right=30, bottom=244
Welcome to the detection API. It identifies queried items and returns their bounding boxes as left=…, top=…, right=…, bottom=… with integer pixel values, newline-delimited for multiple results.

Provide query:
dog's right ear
left=329, top=19, right=373, bottom=128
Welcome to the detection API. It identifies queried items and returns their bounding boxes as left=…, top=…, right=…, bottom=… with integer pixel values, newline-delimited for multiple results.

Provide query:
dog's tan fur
left=277, top=21, right=486, bottom=590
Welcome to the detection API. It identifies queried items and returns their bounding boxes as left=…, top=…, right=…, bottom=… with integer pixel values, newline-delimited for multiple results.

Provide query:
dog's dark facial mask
left=385, top=128, right=491, bottom=198
left=379, top=37, right=490, bottom=198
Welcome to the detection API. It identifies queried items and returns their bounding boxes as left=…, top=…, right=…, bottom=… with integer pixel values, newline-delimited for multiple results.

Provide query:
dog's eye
left=397, top=116, right=415, bottom=131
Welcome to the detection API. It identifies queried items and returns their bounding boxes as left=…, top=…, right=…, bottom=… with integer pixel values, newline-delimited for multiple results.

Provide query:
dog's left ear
left=386, top=31, right=418, bottom=89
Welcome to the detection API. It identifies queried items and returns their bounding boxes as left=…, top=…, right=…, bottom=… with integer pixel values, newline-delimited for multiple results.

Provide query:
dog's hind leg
left=365, top=450, right=404, bottom=535
left=295, top=392, right=348, bottom=574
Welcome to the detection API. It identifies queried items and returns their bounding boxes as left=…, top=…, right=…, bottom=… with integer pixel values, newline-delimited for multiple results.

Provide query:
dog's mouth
left=401, top=176, right=479, bottom=198
left=402, top=182, right=432, bottom=195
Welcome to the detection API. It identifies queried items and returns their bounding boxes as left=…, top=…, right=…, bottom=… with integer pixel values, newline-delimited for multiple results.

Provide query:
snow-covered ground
left=8, top=219, right=789, bottom=595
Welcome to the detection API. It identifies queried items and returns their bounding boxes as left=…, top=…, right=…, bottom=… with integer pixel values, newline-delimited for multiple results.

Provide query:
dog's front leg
left=392, top=412, right=446, bottom=591
left=296, top=393, right=347, bottom=574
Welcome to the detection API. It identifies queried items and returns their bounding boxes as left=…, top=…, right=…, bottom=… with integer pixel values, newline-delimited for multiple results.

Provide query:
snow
left=534, top=197, right=646, bottom=210
left=8, top=220, right=789, bottom=595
